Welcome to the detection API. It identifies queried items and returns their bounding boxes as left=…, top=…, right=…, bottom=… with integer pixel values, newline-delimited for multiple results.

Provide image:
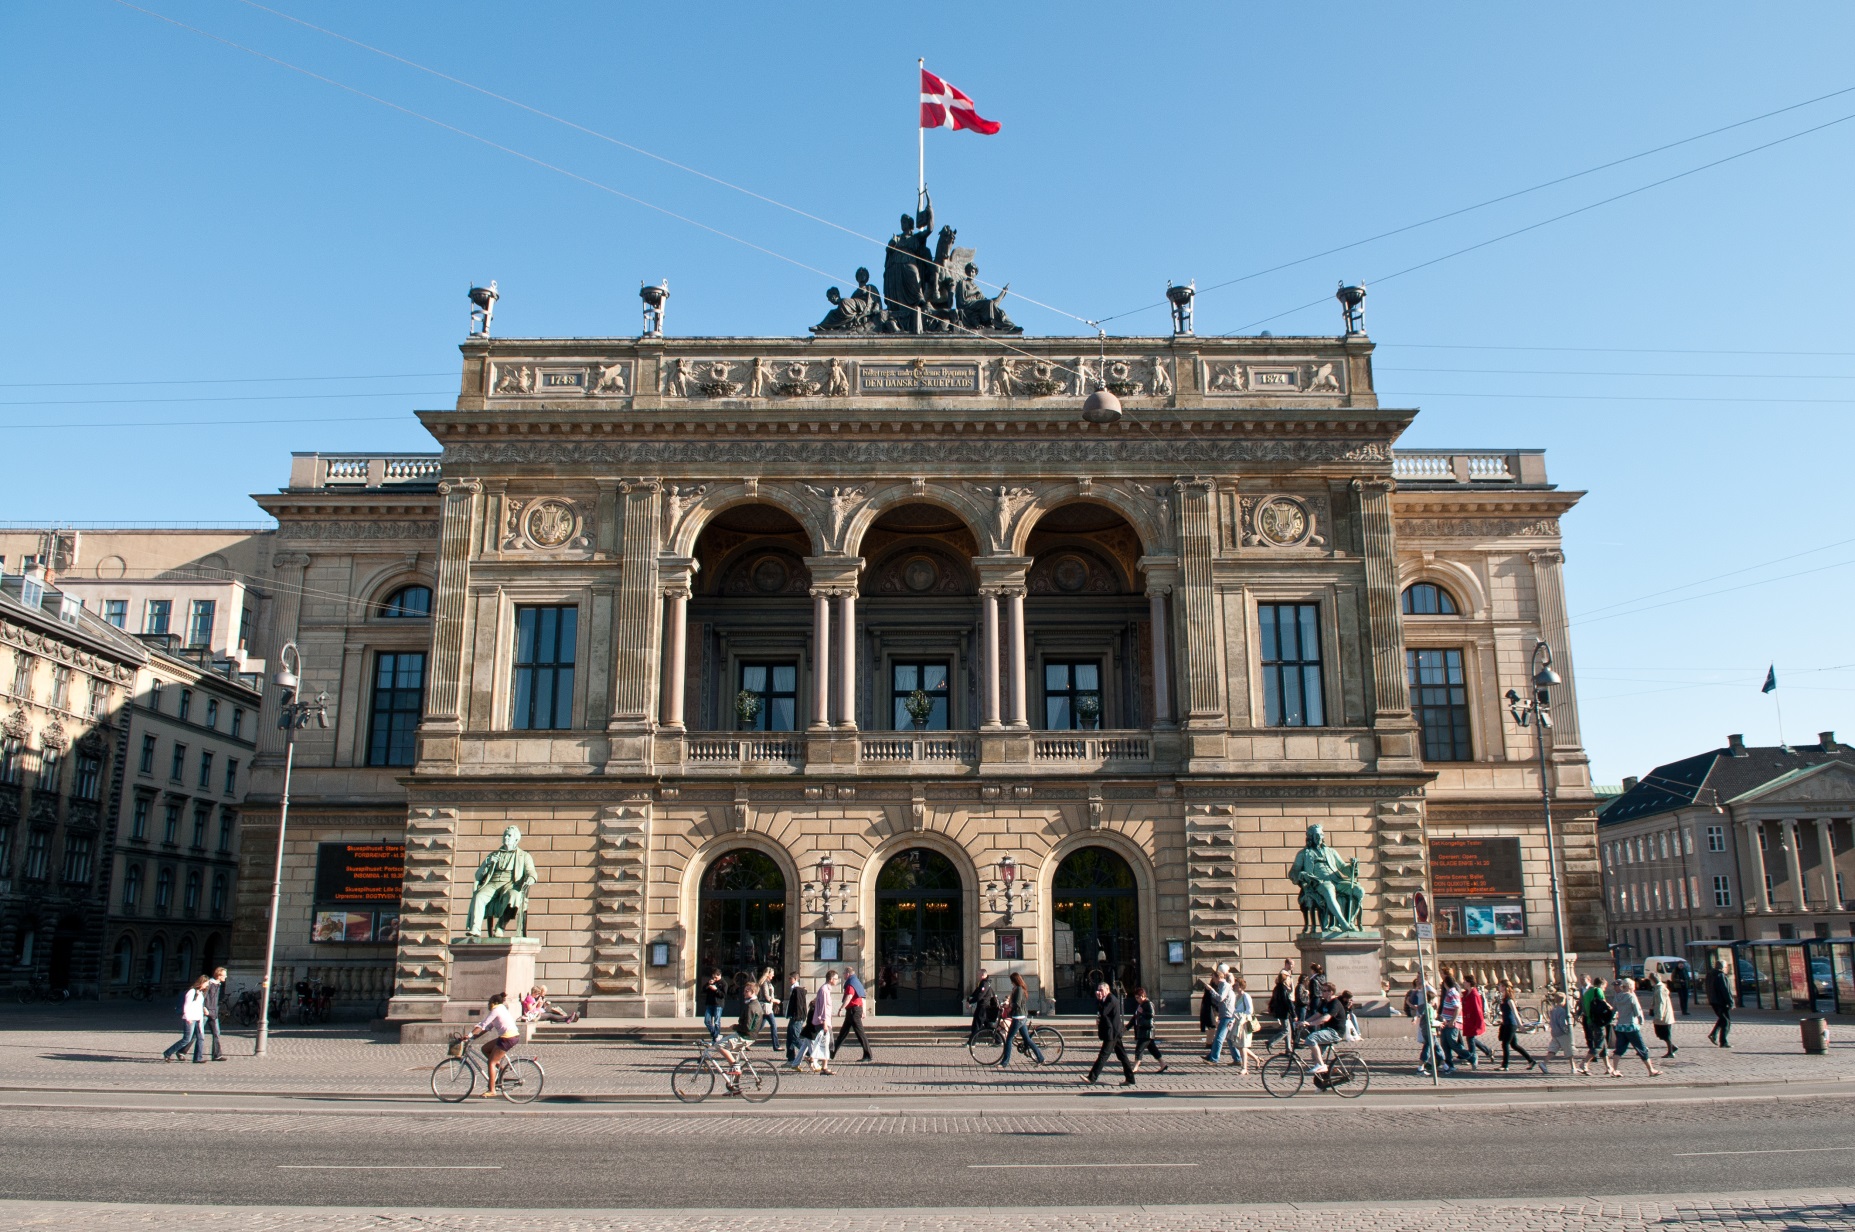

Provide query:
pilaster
left=1353, top=477, right=1420, bottom=768
left=388, top=805, right=459, bottom=1021
left=587, top=798, right=653, bottom=1012
left=608, top=480, right=662, bottom=768
left=418, top=479, right=480, bottom=769
left=257, top=552, right=309, bottom=759
left=1527, top=549, right=1583, bottom=751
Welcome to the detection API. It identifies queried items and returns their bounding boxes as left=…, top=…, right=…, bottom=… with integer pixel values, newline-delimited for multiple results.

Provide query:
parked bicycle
left=430, top=1036, right=545, bottom=1103
left=294, top=978, right=334, bottom=1024
left=966, top=1010, right=1065, bottom=1067
left=125, top=980, right=160, bottom=1002
left=14, top=980, right=73, bottom=1005
left=670, top=1038, right=779, bottom=1103
left=1260, top=1042, right=1371, bottom=1098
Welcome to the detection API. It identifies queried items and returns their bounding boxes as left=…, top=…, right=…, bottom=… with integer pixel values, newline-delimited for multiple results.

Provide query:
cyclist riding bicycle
left=714, top=980, right=767, bottom=1086
left=458, top=991, right=522, bottom=1098
left=1297, top=983, right=1345, bottom=1076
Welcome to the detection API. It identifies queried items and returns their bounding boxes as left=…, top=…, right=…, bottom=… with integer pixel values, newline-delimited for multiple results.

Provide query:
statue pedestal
left=442, top=937, right=541, bottom=1023
left=1296, top=932, right=1389, bottom=1016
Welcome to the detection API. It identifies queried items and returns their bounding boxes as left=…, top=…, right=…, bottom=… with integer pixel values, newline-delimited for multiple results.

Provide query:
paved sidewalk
left=0, top=1007, right=1847, bottom=1101
left=2, top=1190, right=1853, bottom=1231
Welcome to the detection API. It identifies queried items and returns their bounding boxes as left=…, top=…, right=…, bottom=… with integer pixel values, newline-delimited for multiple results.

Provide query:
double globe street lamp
left=1505, top=640, right=1573, bottom=994
left=254, top=642, right=329, bottom=1057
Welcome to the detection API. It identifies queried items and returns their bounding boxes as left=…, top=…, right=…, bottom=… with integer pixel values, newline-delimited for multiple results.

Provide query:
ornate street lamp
left=1505, top=640, right=1571, bottom=994
left=985, top=855, right=1034, bottom=924
left=254, top=642, right=329, bottom=1057
left=803, top=853, right=840, bottom=926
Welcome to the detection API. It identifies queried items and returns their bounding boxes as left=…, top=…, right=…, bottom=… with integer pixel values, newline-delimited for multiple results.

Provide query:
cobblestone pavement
left=1, top=1012, right=1848, bottom=1100
left=2, top=1191, right=1853, bottom=1231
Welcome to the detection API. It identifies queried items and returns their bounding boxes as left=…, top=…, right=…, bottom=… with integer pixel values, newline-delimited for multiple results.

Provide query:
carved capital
left=1527, top=549, right=1566, bottom=567
left=1351, top=477, right=1397, bottom=496
left=437, top=478, right=482, bottom=497
left=271, top=553, right=311, bottom=571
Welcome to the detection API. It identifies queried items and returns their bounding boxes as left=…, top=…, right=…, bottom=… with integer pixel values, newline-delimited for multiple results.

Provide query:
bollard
left=1800, top=1015, right=1828, bottom=1054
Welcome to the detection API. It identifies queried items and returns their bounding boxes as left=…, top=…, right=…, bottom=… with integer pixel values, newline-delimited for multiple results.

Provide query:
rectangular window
left=103, top=599, right=128, bottom=629
left=178, top=689, right=192, bottom=721
left=1407, top=648, right=1473, bottom=761
left=204, top=699, right=219, bottom=730
left=38, top=746, right=61, bottom=794
left=155, top=867, right=172, bottom=909
left=511, top=606, right=576, bottom=730
left=60, top=833, right=93, bottom=884
left=0, top=826, right=10, bottom=878
left=139, top=735, right=157, bottom=775
left=217, top=809, right=234, bottom=853
left=131, top=797, right=150, bottom=840
left=0, top=737, right=22, bottom=785
left=162, top=803, right=180, bottom=845
left=23, top=829, right=50, bottom=881
left=73, top=752, right=101, bottom=801
left=1759, top=826, right=1769, bottom=851
left=123, top=865, right=141, bottom=910
left=191, top=804, right=209, bottom=850
left=184, top=869, right=201, bottom=913
left=10, top=653, right=31, bottom=698
left=224, top=759, right=237, bottom=796
left=737, top=662, right=798, bottom=732
left=1763, top=871, right=1773, bottom=898
left=1042, top=661, right=1102, bottom=731
left=148, top=679, right=163, bottom=712
left=87, top=678, right=105, bottom=718
left=144, top=599, right=171, bottom=635
left=1707, top=825, right=1726, bottom=853
left=170, top=743, right=186, bottom=781
left=239, top=605, right=255, bottom=650
left=186, top=599, right=216, bottom=647
left=892, top=661, right=952, bottom=731
left=197, top=750, right=213, bottom=790
left=1259, top=603, right=1325, bottom=727
left=211, top=872, right=227, bottom=918
left=231, top=708, right=244, bottom=738
left=367, top=652, right=426, bottom=766
left=50, top=666, right=70, bottom=710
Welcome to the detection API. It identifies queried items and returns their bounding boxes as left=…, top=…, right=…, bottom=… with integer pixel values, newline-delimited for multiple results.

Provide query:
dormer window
left=378, top=585, right=432, bottom=618
left=1401, top=582, right=1459, bottom=615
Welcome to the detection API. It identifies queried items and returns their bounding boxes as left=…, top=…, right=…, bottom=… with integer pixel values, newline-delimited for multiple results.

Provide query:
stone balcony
left=287, top=452, right=443, bottom=491
left=1391, top=449, right=1548, bottom=486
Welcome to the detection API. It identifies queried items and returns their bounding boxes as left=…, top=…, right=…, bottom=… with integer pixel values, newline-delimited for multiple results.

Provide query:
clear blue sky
left=4, top=2, right=1852, bottom=783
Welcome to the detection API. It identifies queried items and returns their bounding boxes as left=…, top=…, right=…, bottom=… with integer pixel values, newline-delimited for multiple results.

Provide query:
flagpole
left=917, top=57, right=926, bottom=207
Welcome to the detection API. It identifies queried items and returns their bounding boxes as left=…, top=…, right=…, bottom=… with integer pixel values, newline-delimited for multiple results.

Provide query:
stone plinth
left=1297, top=932, right=1388, bottom=1015
left=442, top=937, right=541, bottom=1023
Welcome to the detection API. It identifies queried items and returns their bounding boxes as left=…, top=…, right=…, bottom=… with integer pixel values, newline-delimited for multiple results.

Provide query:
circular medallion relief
left=1255, top=497, right=1311, bottom=547
left=902, top=558, right=939, bottom=593
left=751, top=556, right=790, bottom=593
left=526, top=500, right=576, bottom=548
left=95, top=555, right=127, bottom=580
left=1051, top=555, right=1090, bottom=593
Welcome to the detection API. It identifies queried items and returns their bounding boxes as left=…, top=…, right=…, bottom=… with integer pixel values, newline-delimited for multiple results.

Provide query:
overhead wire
left=0, top=371, right=453, bottom=388
left=1571, top=535, right=1855, bottom=619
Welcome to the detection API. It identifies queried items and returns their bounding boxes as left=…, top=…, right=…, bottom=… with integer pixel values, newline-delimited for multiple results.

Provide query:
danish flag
left=920, top=67, right=1000, bottom=134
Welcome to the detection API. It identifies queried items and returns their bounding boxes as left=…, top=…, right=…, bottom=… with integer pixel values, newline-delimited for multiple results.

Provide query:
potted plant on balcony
left=903, top=688, right=936, bottom=731
left=1074, top=694, right=1102, bottom=731
left=735, top=689, right=761, bottom=730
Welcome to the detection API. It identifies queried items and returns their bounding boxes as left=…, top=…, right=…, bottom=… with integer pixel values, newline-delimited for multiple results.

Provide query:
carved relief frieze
left=490, top=361, right=631, bottom=398
left=1200, top=358, right=1349, bottom=397
left=1395, top=517, right=1560, bottom=538
left=282, top=520, right=442, bottom=543
left=501, top=496, right=595, bottom=552
left=1240, top=493, right=1328, bottom=549
left=452, top=438, right=1398, bottom=468
left=0, top=621, right=137, bottom=681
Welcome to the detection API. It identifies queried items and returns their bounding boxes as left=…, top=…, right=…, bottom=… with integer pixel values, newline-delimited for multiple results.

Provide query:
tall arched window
left=1401, top=582, right=1459, bottom=615
left=112, top=936, right=134, bottom=985
left=123, top=864, right=142, bottom=912
left=377, top=585, right=432, bottom=618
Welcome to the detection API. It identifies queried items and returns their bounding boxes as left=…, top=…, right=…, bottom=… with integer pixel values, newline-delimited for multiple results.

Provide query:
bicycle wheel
left=670, top=1057, right=714, bottom=1103
left=500, top=1057, right=545, bottom=1104
left=1325, top=1053, right=1370, bottom=1099
left=1518, top=1005, right=1541, bottom=1028
left=1029, top=1027, right=1065, bottom=1065
left=430, top=1057, right=475, bottom=1102
left=968, top=1031, right=1005, bottom=1067
left=736, top=1059, right=779, bottom=1103
left=128, top=985, right=150, bottom=1003
left=1260, top=1052, right=1304, bottom=1098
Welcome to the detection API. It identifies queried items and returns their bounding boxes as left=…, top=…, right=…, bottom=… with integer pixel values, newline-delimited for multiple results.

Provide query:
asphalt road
left=2, top=1094, right=1852, bottom=1209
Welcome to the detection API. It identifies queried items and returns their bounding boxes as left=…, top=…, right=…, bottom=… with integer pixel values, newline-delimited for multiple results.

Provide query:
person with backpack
left=832, top=967, right=874, bottom=1063
left=1579, top=975, right=1620, bottom=1077
left=162, top=975, right=210, bottom=1064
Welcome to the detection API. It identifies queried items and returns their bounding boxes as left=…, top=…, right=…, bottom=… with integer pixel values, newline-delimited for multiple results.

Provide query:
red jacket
left=1461, top=987, right=1487, bottom=1036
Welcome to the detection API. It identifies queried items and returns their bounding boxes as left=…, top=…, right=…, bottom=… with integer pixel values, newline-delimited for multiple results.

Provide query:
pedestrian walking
left=1204, top=964, right=1237, bottom=1063
left=1574, top=974, right=1601, bottom=1072
left=1198, top=971, right=1217, bottom=1047
left=1580, top=975, right=1620, bottom=1077
left=1674, top=961, right=1691, bottom=1016
left=758, top=967, right=780, bottom=1051
left=1267, top=970, right=1295, bottom=1049
left=1461, top=975, right=1497, bottom=1066
left=1415, top=984, right=1441, bottom=1075
left=1496, top=981, right=1539, bottom=1071
left=1544, top=992, right=1573, bottom=1072
left=1436, top=975, right=1466, bottom=1071
left=1402, top=975, right=1430, bottom=1021
left=162, top=975, right=210, bottom=1063
left=700, top=965, right=726, bottom=1041
left=1231, top=977, right=1262, bottom=1073
left=799, top=971, right=838, bottom=1075
left=1706, top=961, right=1733, bottom=1048
left=201, top=967, right=227, bottom=1061
left=1610, top=978, right=1663, bottom=1077
left=783, top=972, right=808, bottom=1064
left=1085, top=982, right=1136, bottom=1086
left=1649, top=973, right=1678, bottom=1057
left=996, top=971, right=1045, bottom=1067
left=1129, top=986, right=1168, bottom=1073
left=966, top=969, right=998, bottom=1045
left=832, top=967, right=874, bottom=1062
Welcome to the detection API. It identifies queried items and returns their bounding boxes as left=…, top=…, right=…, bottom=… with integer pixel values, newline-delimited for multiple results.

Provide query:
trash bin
left=1800, top=1015, right=1828, bottom=1054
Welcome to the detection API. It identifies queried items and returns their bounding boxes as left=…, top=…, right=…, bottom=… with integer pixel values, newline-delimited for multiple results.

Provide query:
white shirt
left=180, top=988, right=204, bottom=1023
left=473, top=1003, right=520, bottom=1038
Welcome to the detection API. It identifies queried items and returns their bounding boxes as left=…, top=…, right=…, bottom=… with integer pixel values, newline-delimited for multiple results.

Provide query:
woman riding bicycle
left=460, top=992, right=521, bottom=1098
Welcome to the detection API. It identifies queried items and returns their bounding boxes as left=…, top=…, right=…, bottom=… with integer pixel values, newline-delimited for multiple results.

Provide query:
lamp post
left=986, top=856, right=1034, bottom=925
left=804, top=854, right=839, bottom=927
left=254, top=643, right=328, bottom=1057
left=1506, top=640, right=1572, bottom=994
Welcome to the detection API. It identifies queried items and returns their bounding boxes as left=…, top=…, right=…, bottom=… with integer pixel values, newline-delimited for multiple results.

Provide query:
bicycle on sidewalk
left=671, top=1037, right=780, bottom=1103
left=966, top=1009, right=1066, bottom=1067
left=430, top=1035, right=546, bottom=1104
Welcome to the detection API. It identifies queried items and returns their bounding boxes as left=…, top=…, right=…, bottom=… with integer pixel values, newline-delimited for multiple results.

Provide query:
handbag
left=799, top=1022, right=821, bottom=1040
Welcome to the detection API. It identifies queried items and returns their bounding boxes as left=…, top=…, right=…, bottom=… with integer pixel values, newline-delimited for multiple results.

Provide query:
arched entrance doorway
left=697, top=850, right=787, bottom=1012
left=1050, top=847, right=1140, bottom=1013
left=874, top=848, right=963, bottom=1014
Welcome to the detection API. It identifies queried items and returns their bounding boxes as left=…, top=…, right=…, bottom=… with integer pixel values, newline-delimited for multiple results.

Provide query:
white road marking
left=1674, top=1146, right=1855, bottom=1158
left=276, top=1165, right=503, bottom=1170
left=968, top=1163, right=1198, bottom=1170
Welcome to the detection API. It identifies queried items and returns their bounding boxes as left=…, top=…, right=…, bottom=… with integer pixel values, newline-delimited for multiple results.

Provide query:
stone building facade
left=224, top=327, right=1602, bottom=1022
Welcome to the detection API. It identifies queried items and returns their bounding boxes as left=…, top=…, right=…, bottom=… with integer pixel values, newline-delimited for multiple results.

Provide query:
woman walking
left=1267, top=970, right=1295, bottom=1050
left=1610, top=978, right=1664, bottom=1077
left=996, top=971, right=1045, bottom=1067
left=700, top=965, right=726, bottom=1041
left=758, top=967, right=780, bottom=1052
left=1649, top=973, right=1678, bottom=1058
left=1543, top=991, right=1572, bottom=1073
left=1460, top=975, right=1497, bottom=1067
left=1496, top=981, right=1538, bottom=1071
left=1129, top=986, right=1168, bottom=1073
left=162, top=975, right=210, bottom=1063
left=1230, top=977, right=1262, bottom=1073
left=803, top=971, right=839, bottom=1075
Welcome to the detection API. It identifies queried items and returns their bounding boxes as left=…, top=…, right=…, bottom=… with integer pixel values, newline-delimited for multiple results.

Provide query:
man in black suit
left=1085, top=982, right=1136, bottom=1086
left=1706, top=961, right=1734, bottom=1047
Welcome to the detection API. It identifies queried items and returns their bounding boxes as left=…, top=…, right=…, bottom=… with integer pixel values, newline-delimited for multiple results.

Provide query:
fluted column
left=1177, top=480, right=1225, bottom=722
left=1527, top=549, right=1584, bottom=750
left=1818, top=819, right=1841, bottom=908
left=809, top=589, right=832, bottom=730
left=1744, top=820, right=1772, bottom=912
left=611, top=481, right=662, bottom=727
left=660, top=585, right=689, bottom=730
left=836, top=591, right=857, bottom=730
left=1006, top=586, right=1028, bottom=728
left=1148, top=585, right=1174, bottom=726
left=979, top=590, right=1001, bottom=729
left=1783, top=819, right=1807, bottom=909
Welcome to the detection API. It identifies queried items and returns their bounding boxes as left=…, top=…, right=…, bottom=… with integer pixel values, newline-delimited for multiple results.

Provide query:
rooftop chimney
left=1622, top=776, right=1640, bottom=792
left=1820, top=731, right=1839, bottom=753
left=1727, top=733, right=1747, bottom=757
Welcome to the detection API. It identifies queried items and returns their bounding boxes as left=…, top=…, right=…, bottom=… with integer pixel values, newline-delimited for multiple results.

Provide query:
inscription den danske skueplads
left=856, top=362, right=981, bottom=393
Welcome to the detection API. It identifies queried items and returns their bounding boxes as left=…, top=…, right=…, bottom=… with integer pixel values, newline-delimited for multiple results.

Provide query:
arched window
left=146, top=938, right=166, bottom=985
left=123, top=864, right=142, bottom=911
left=176, top=938, right=195, bottom=983
left=155, top=867, right=173, bottom=910
left=112, top=936, right=134, bottom=985
left=184, top=869, right=202, bottom=913
left=1401, top=582, right=1459, bottom=615
left=377, top=585, right=432, bottom=618
left=210, top=873, right=227, bottom=919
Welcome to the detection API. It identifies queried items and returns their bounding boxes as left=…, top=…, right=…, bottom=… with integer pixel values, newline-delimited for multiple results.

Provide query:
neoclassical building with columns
left=227, top=326, right=1603, bottom=1022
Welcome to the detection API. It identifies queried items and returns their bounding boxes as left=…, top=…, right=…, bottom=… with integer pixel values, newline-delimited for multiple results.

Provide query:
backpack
left=1589, top=996, right=1616, bottom=1028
